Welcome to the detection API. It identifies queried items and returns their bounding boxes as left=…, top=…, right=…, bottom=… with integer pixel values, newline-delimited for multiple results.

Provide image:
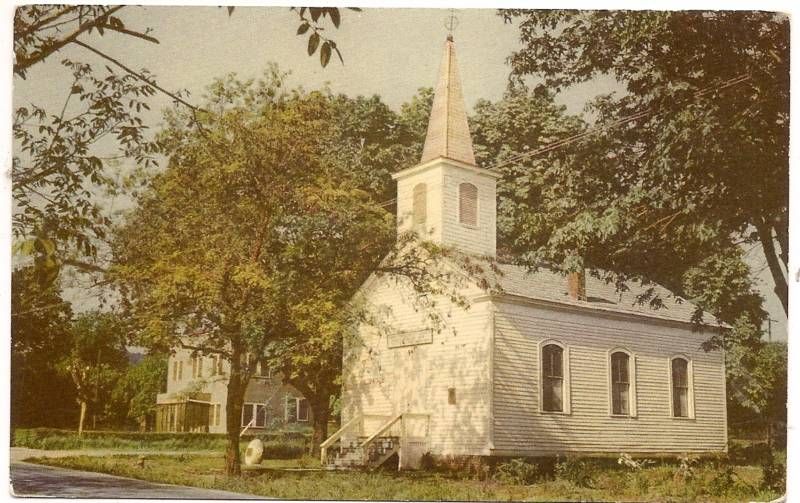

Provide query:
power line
left=375, top=73, right=752, bottom=210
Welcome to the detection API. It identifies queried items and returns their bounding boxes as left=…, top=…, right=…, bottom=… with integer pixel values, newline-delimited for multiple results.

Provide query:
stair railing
left=358, top=413, right=403, bottom=466
left=320, top=415, right=361, bottom=465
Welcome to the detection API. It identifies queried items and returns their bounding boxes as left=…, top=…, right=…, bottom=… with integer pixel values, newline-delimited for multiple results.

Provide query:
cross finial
left=444, top=8, right=459, bottom=40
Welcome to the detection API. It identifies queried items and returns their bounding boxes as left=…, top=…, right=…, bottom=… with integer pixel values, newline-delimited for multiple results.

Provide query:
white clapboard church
left=321, top=36, right=727, bottom=469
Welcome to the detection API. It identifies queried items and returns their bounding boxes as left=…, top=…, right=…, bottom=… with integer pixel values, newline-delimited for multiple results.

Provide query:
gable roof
left=475, top=261, right=721, bottom=327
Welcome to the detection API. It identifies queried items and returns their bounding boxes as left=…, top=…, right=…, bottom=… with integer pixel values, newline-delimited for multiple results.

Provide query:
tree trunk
left=755, top=222, right=788, bottom=316
left=224, top=349, right=245, bottom=476
left=309, top=397, right=330, bottom=457
left=77, top=400, right=87, bottom=436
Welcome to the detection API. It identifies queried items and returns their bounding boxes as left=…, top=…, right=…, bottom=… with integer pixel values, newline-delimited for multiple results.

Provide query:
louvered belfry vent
left=459, top=182, right=478, bottom=226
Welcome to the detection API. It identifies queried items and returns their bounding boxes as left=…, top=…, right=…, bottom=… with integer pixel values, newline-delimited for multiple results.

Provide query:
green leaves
left=320, top=41, right=331, bottom=67
left=307, top=32, right=320, bottom=56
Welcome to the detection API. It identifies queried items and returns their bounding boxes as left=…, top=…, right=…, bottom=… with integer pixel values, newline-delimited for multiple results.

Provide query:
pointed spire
left=420, top=36, right=477, bottom=166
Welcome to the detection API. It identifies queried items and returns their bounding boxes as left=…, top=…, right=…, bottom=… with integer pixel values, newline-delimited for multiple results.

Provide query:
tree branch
left=72, top=40, right=205, bottom=114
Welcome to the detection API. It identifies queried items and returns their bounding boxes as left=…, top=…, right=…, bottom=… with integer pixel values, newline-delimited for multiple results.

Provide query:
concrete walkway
left=10, top=462, right=260, bottom=499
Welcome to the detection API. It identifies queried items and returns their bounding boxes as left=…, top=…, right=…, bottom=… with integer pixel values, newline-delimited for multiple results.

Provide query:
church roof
left=420, top=36, right=477, bottom=166
left=477, top=261, right=721, bottom=327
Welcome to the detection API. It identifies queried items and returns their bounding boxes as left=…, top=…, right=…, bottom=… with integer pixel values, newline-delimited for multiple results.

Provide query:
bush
left=761, top=452, right=786, bottom=493
left=494, top=458, right=542, bottom=485
left=12, top=427, right=310, bottom=454
left=419, top=452, right=435, bottom=471
left=432, top=455, right=492, bottom=480
left=554, top=457, right=597, bottom=488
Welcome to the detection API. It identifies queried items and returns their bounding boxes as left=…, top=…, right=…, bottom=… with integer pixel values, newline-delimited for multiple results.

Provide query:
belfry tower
left=392, top=36, right=500, bottom=257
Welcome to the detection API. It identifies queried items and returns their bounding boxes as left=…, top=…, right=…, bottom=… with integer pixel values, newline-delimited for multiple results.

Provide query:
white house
left=322, top=36, right=727, bottom=469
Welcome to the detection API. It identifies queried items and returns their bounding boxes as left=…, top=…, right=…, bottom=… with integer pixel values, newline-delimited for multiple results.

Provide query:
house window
left=172, top=360, right=178, bottom=381
left=210, top=355, right=223, bottom=376
left=297, top=398, right=309, bottom=422
left=412, top=183, right=427, bottom=226
left=671, top=357, right=691, bottom=418
left=191, top=355, right=203, bottom=379
left=241, top=403, right=266, bottom=428
left=178, top=360, right=183, bottom=380
left=256, top=358, right=270, bottom=379
left=458, top=182, right=478, bottom=226
left=448, top=388, right=456, bottom=405
left=541, top=344, right=564, bottom=412
left=210, top=403, right=221, bottom=427
left=610, top=351, right=631, bottom=415
left=286, top=397, right=309, bottom=422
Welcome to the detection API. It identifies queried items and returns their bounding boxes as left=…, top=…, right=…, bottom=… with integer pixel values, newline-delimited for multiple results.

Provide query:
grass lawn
left=28, top=453, right=782, bottom=502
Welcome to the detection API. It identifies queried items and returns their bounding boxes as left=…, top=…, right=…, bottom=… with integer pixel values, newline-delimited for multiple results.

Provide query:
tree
left=498, top=10, right=788, bottom=315
left=58, top=312, right=129, bottom=434
left=110, top=72, right=465, bottom=474
left=10, top=267, right=75, bottom=428
left=111, top=354, right=168, bottom=431
left=13, top=5, right=355, bottom=280
left=725, top=323, right=787, bottom=447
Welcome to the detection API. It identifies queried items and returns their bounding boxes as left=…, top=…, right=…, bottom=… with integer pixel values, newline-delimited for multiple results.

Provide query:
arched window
left=458, top=182, right=478, bottom=226
left=671, top=357, right=691, bottom=418
left=412, top=183, right=427, bottom=226
left=610, top=351, right=631, bottom=415
left=541, top=344, right=564, bottom=412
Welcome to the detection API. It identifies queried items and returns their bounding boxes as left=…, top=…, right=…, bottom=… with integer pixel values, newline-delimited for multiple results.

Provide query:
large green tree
left=498, top=10, right=788, bottom=317
left=10, top=267, right=75, bottom=428
left=110, top=73, right=453, bottom=474
left=59, top=311, right=129, bottom=434
left=13, top=5, right=354, bottom=281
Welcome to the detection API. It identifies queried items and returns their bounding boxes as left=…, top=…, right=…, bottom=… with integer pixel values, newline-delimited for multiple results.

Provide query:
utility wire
left=374, top=73, right=751, bottom=211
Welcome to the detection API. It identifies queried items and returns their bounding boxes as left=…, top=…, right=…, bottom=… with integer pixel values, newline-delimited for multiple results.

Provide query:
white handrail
left=320, top=415, right=361, bottom=465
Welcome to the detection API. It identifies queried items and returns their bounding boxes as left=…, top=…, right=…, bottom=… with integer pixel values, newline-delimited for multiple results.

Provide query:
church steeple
left=392, top=34, right=499, bottom=258
left=420, top=36, right=477, bottom=166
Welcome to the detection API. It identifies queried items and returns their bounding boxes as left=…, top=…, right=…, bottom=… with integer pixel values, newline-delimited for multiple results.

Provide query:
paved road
left=10, top=462, right=260, bottom=499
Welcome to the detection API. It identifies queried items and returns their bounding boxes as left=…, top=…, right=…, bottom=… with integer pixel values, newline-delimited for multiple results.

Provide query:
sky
left=10, top=5, right=787, bottom=340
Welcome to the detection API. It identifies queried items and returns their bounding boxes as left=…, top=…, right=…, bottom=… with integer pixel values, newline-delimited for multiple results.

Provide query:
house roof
left=476, top=261, right=721, bottom=327
left=420, top=36, right=477, bottom=166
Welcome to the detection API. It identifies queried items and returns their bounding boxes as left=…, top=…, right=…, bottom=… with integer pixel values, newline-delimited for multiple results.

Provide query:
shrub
left=673, top=455, right=698, bottom=483
left=434, top=455, right=492, bottom=480
left=617, top=453, right=655, bottom=471
left=706, top=464, right=736, bottom=497
left=554, top=457, right=596, bottom=488
left=761, top=452, right=786, bottom=493
left=419, top=452, right=435, bottom=471
left=494, top=458, right=542, bottom=485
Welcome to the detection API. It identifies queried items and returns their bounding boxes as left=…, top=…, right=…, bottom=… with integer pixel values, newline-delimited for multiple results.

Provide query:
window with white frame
left=611, top=352, right=629, bottom=415
left=210, top=355, right=223, bottom=376
left=191, top=355, right=204, bottom=379
left=210, top=403, right=221, bottom=427
left=670, top=356, right=693, bottom=418
left=297, top=398, right=309, bottom=422
left=540, top=342, right=568, bottom=412
left=241, top=403, right=266, bottom=428
left=285, top=396, right=309, bottom=422
left=412, top=183, right=427, bottom=227
left=609, top=349, right=637, bottom=416
left=458, top=182, right=478, bottom=226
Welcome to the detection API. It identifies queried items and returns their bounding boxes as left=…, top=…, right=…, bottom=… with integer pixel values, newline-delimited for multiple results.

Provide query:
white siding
left=343, top=273, right=493, bottom=455
left=395, top=160, right=497, bottom=257
left=492, top=300, right=727, bottom=455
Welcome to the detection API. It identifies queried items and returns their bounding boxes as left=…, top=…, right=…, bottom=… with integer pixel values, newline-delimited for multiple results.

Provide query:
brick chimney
left=567, top=269, right=586, bottom=301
